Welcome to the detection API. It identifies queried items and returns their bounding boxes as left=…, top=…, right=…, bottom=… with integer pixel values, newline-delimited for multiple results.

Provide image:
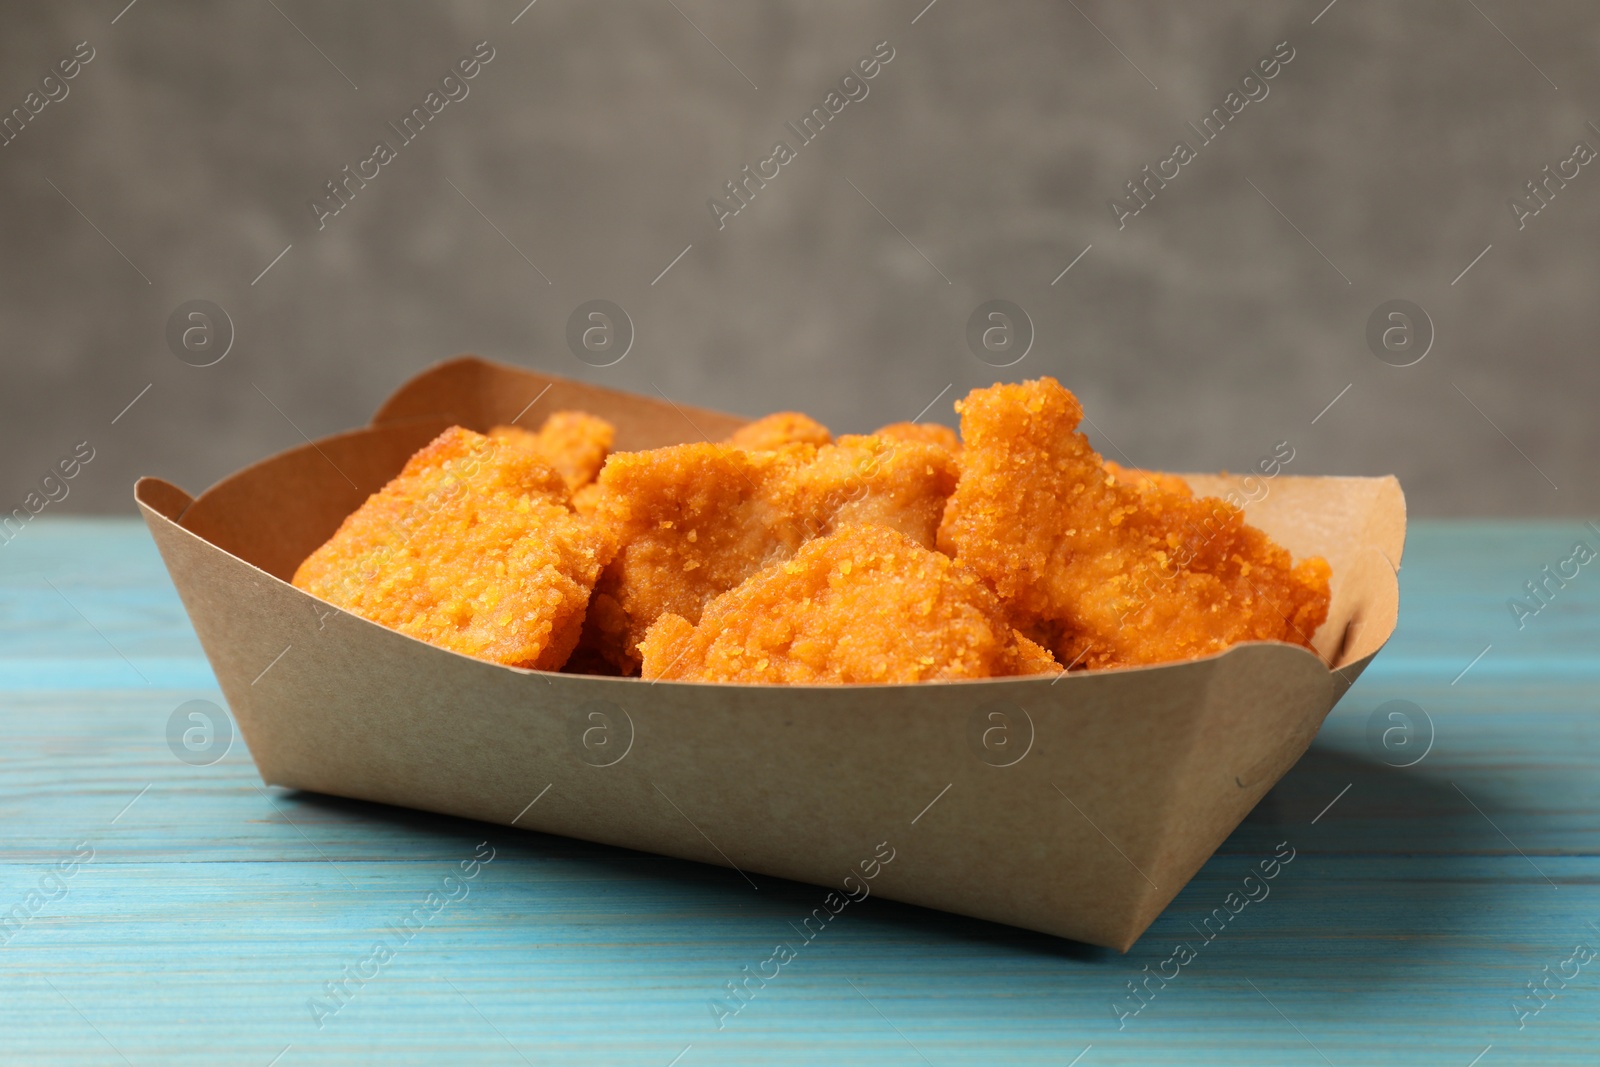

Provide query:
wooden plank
left=0, top=519, right=1595, bottom=1065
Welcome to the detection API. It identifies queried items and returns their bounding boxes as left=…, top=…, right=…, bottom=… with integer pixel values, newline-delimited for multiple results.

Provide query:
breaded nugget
left=875, top=421, right=961, bottom=453
left=940, top=378, right=1331, bottom=670
left=1104, top=460, right=1193, bottom=498
left=292, top=426, right=610, bottom=670
left=725, top=411, right=832, bottom=451
left=639, top=524, right=1060, bottom=684
left=582, top=434, right=958, bottom=672
left=490, top=410, right=614, bottom=492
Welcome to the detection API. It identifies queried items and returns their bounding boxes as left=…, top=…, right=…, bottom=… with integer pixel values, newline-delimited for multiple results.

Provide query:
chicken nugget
left=940, top=378, right=1331, bottom=670
left=725, top=411, right=832, bottom=451
left=292, top=426, right=611, bottom=670
left=639, top=524, right=1059, bottom=684
left=874, top=421, right=961, bottom=453
left=581, top=434, right=958, bottom=672
left=490, top=410, right=614, bottom=492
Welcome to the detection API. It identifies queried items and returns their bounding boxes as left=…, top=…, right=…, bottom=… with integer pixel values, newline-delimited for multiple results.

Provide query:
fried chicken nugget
left=875, top=421, right=961, bottom=453
left=581, top=435, right=958, bottom=673
left=1104, top=460, right=1193, bottom=498
left=639, top=524, right=1060, bottom=684
left=490, top=410, right=614, bottom=492
left=940, top=378, right=1331, bottom=670
left=725, top=411, right=832, bottom=451
left=292, top=426, right=611, bottom=670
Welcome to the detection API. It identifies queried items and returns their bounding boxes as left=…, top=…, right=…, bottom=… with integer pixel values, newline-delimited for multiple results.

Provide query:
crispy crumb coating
left=580, top=443, right=809, bottom=674
left=940, top=378, right=1331, bottom=670
left=639, top=524, right=1060, bottom=684
left=1104, top=460, right=1193, bottom=498
left=570, top=481, right=604, bottom=517
left=292, top=426, right=611, bottom=670
left=875, top=421, right=961, bottom=453
left=792, top=435, right=958, bottom=549
left=726, top=411, right=832, bottom=451
left=1011, top=630, right=1062, bottom=674
left=490, top=410, right=614, bottom=492
left=582, top=435, right=958, bottom=673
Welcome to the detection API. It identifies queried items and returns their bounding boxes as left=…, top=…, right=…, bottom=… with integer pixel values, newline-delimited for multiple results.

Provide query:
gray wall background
left=2, top=0, right=1595, bottom=517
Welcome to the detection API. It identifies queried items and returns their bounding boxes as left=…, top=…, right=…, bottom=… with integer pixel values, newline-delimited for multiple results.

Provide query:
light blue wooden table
left=3, top=519, right=1597, bottom=1066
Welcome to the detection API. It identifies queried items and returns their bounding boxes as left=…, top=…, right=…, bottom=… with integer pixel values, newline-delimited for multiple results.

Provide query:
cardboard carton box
left=136, top=357, right=1404, bottom=949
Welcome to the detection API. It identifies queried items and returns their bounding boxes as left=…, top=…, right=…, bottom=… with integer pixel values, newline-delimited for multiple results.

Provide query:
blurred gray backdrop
left=2, top=0, right=1595, bottom=517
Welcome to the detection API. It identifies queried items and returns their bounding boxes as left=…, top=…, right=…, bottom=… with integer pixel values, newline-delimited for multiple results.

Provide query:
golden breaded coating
left=940, top=378, right=1331, bottom=670
left=488, top=425, right=541, bottom=458
left=1011, top=630, right=1062, bottom=675
left=639, top=524, right=1060, bottom=684
left=292, top=426, right=611, bottom=670
left=875, top=421, right=961, bottom=453
left=1104, top=460, right=1193, bottom=498
left=490, top=410, right=614, bottom=492
left=725, top=411, right=832, bottom=451
left=580, top=443, right=811, bottom=674
left=791, top=435, right=958, bottom=549
left=570, top=481, right=603, bottom=517
left=580, top=434, right=958, bottom=673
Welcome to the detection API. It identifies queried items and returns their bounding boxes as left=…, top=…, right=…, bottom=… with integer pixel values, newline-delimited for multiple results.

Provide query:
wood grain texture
left=1, top=518, right=1596, bottom=1066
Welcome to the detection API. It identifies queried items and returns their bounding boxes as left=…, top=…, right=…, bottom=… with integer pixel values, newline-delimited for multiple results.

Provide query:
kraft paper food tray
left=135, top=356, right=1405, bottom=951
